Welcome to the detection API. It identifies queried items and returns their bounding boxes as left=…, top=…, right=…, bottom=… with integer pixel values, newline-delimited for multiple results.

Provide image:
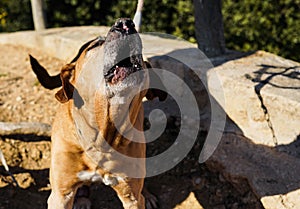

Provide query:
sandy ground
left=0, top=44, right=263, bottom=209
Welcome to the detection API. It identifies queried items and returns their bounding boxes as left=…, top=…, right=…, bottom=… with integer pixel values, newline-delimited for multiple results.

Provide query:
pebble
left=231, top=202, right=239, bottom=209
left=216, top=189, right=222, bottom=197
left=218, top=174, right=226, bottom=182
left=190, top=168, right=197, bottom=173
left=16, top=96, right=22, bottom=101
left=194, top=177, right=202, bottom=185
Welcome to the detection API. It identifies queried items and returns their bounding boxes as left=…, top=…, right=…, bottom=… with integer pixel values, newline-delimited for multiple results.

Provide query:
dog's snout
left=104, top=18, right=143, bottom=85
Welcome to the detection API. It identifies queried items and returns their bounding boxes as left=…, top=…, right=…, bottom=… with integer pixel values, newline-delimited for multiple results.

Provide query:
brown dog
left=30, top=18, right=166, bottom=209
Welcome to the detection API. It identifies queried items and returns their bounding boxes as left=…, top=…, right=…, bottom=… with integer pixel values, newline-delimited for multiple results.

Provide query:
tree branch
left=0, top=122, right=51, bottom=137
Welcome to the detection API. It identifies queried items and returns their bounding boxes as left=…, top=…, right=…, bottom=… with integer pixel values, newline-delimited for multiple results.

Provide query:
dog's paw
left=73, top=197, right=91, bottom=209
left=143, top=188, right=158, bottom=209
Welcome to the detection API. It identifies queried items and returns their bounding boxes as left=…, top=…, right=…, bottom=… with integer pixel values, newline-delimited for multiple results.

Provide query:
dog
left=29, top=18, right=166, bottom=209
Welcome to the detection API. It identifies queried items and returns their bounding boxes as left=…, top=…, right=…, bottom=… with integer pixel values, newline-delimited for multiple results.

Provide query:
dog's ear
left=29, top=54, right=62, bottom=89
left=55, top=64, right=75, bottom=103
left=144, top=61, right=168, bottom=101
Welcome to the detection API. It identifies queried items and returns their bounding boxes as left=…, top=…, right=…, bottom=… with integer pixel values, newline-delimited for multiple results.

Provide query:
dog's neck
left=94, top=90, right=145, bottom=149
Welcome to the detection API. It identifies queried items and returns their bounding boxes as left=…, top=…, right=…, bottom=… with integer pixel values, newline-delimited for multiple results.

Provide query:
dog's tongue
left=111, top=66, right=128, bottom=84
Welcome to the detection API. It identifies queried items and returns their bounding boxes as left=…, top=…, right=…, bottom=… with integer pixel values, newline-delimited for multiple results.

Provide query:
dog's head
left=102, top=18, right=146, bottom=100
left=52, top=18, right=166, bottom=106
left=29, top=18, right=167, bottom=114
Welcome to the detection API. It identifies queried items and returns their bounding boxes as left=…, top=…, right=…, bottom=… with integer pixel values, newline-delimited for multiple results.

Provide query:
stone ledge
left=0, top=26, right=195, bottom=61
left=0, top=26, right=110, bottom=61
left=207, top=133, right=300, bottom=209
left=210, top=51, right=300, bottom=146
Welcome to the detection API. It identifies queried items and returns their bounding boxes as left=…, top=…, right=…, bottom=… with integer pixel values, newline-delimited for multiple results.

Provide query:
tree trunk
left=133, top=0, right=144, bottom=32
left=193, top=0, right=226, bottom=57
left=30, top=0, right=46, bottom=31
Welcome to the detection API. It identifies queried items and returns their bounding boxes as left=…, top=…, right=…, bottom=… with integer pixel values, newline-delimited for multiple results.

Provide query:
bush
left=0, top=0, right=33, bottom=32
left=45, top=0, right=114, bottom=27
left=222, top=0, right=300, bottom=61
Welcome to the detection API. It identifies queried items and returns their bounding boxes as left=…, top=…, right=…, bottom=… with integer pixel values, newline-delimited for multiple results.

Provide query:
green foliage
left=222, top=0, right=300, bottom=61
left=45, top=0, right=114, bottom=27
left=0, top=0, right=299, bottom=61
left=0, top=0, right=33, bottom=32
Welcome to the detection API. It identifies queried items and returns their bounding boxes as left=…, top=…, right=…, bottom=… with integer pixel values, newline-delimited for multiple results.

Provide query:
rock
left=174, top=192, right=204, bottom=209
left=15, top=173, right=35, bottom=189
left=209, top=51, right=300, bottom=146
left=0, top=173, right=35, bottom=189
left=261, top=189, right=300, bottom=209
left=207, top=133, right=300, bottom=209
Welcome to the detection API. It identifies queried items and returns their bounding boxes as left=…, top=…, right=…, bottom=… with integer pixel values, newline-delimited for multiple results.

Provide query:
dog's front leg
left=48, top=138, right=90, bottom=209
left=48, top=188, right=91, bottom=209
left=112, top=178, right=145, bottom=209
left=48, top=163, right=90, bottom=209
left=48, top=189, right=76, bottom=209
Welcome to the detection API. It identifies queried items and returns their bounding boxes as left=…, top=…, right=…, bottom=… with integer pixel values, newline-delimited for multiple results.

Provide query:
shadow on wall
left=247, top=64, right=300, bottom=90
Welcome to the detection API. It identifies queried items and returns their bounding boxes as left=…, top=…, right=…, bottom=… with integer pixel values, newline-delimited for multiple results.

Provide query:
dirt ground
left=0, top=44, right=263, bottom=209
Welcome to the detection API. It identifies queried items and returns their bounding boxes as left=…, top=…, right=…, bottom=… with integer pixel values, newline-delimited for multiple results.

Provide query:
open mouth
left=103, top=18, right=143, bottom=85
left=104, top=57, right=143, bottom=84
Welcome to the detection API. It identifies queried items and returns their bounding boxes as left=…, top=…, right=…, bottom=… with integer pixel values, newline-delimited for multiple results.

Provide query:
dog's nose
left=114, top=18, right=136, bottom=34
